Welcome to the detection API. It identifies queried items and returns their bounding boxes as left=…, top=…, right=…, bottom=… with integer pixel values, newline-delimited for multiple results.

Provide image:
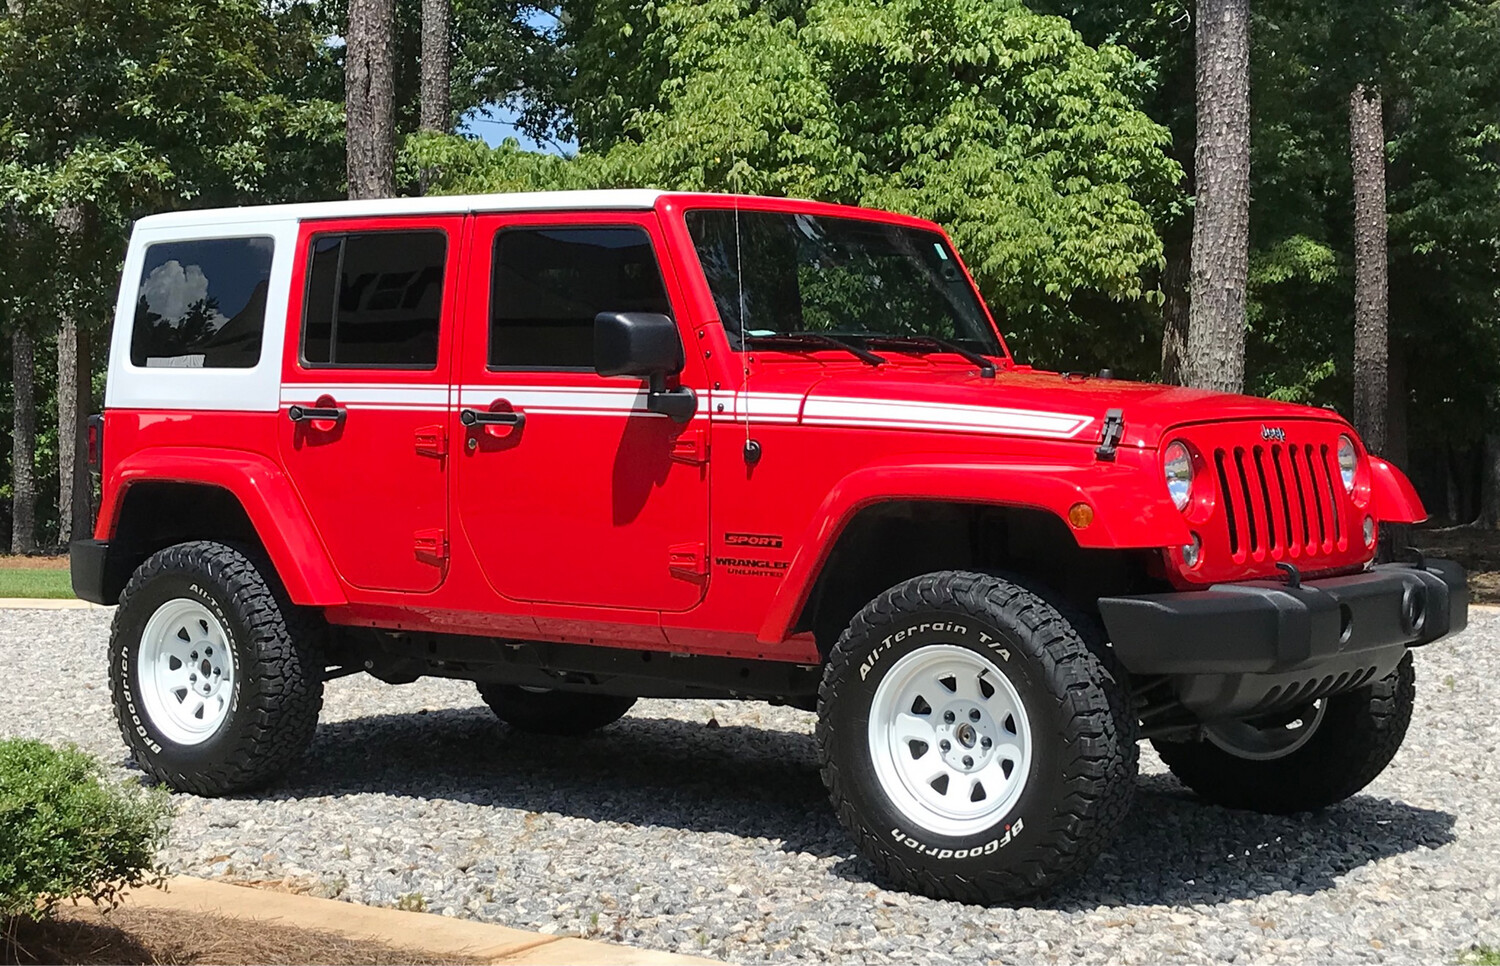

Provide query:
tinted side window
left=131, top=237, right=274, bottom=368
left=490, top=227, right=671, bottom=369
left=302, top=231, right=446, bottom=368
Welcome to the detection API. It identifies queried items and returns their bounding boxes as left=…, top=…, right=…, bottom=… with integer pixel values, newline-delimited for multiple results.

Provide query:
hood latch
left=1095, top=409, right=1125, bottom=462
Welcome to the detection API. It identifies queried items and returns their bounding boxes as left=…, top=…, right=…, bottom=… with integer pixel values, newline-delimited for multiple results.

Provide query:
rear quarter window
left=130, top=236, right=275, bottom=369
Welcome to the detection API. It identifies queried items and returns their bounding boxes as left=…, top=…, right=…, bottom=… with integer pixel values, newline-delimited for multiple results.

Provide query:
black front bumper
left=1099, top=560, right=1467, bottom=718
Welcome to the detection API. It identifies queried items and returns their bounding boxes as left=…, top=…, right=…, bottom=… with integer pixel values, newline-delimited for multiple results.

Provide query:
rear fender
left=756, top=457, right=1189, bottom=644
left=98, top=447, right=346, bottom=605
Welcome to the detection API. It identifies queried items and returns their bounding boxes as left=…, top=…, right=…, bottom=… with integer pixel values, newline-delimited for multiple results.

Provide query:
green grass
left=0, top=569, right=75, bottom=599
left=1458, top=946, right=1500, bottom=965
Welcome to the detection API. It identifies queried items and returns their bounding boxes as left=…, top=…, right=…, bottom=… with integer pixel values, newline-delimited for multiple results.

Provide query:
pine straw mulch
left=0, top=555, right=69, bottom=571
left=1411, top=526, right=1500, bottom=605
left=2, top=906, right=482, bottom=966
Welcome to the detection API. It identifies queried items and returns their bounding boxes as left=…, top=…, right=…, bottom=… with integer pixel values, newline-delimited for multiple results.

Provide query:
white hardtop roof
left=133, top=189, right=667, bottom=230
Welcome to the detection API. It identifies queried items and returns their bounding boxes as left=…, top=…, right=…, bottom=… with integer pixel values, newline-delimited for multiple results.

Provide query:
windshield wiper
left=745, top=332, right=886, bottom=367
left=859, top=334, right=998, bottom=378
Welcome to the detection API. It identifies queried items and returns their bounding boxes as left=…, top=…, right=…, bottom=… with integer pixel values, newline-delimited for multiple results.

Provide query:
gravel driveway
left=3, top=607, right=1497, bottom=964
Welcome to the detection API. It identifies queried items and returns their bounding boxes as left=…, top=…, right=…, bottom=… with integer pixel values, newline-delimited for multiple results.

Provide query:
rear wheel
left=1153, top=654, right=1415, bottom=813
left=109, top=541, right=324, bottom=795
left=817, top=571, right=1137, bottom=903
left=475, top=683, right=636, bottom=736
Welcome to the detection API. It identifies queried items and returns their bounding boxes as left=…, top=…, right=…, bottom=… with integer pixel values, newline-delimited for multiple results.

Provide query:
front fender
left=756, top=455, right=1190, bottom=644
left=99, top=447, right=346, bottom=606
left=1368, top=457, right=1428, bottom=525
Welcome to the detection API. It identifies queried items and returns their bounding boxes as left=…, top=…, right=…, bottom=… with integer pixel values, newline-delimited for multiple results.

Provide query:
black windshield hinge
left=1095, top=409, right=1125, bottom=462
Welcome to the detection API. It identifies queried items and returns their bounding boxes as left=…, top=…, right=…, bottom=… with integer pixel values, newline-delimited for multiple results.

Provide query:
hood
left=741, top=362, right=1350, bottom=448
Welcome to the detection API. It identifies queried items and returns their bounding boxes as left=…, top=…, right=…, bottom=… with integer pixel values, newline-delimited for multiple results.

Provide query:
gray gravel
left=2, top=606, right=1498, bottom=963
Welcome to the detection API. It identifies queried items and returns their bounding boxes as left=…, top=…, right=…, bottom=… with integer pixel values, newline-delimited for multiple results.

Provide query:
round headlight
left=1164, top=441, right=1194, bottom=511
left=1338, top=435, right=1358, bottom=492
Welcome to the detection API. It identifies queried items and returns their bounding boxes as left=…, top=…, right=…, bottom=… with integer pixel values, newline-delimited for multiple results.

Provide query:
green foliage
left=409, top=0, right=1184, bottom=372
left=0, top=739, right=169, bottom=920
left=1458, top=946, right=1500, bottom=966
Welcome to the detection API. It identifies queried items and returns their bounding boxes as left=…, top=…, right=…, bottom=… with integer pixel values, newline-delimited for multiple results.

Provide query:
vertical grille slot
left=1320, top=443, right=1343, bottom=545
left=1288, top=446, right=1311, bottom=550
left=1253, top=446, right=1280, bottom=552
left=1270, top=445, right=1296, bottom=551
left=1303, top=444, right=1328, bottom=548
left=1214, top=448, right=1241, bottom=557
left=1233, top=447, right=1260, bottom=555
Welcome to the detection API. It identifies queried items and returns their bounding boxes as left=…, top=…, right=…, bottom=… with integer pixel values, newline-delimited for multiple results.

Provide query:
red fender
left=756, top=455, right=1191, bottom=644
left=1368, top=457, right=1428, bottom=525
left=99, top=447, right=346, bottom=606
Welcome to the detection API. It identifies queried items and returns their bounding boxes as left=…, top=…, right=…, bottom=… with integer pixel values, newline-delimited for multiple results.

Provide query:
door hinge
left=415, top=425, right=447, bottom=458
left=414, top=528, right=448, bottom=562
left=670, top=428, right=709, bottom=465
left=668, top=541, right=708, bottom=578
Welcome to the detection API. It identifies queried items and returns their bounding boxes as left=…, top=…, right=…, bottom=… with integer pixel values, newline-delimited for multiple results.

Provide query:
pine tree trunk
left=1350, top=85, right=1389, bottom=456
left=419, top=0, right=451, bottom=133
left=10, top=328, right=37, bottom=554
left=1158, top=235, right=1191, bottom=384
left=1480, top=434, right=1500, bottom=529
left=1183, top=0, right=1251, bottom=394
left=346, top=0, right=396, bottom=199
left=54, top=203, right=91, bottom=548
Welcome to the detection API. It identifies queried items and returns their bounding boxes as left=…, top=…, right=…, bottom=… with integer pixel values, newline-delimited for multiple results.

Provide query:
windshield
left=684, top=209, right=1004, bottom=357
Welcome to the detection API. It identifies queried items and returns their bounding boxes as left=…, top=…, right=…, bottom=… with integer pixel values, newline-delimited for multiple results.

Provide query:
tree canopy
left=407, top=0, right=1184, bottom=371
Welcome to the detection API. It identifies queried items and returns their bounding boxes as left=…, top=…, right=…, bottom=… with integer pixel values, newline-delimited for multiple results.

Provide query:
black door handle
left=288, top=405, right=346, bottom=423
left=460, top=408, right=526, bottom=430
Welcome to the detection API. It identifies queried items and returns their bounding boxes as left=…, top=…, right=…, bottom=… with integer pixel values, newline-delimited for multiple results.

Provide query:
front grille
left=1213, top=442, right=1345, bottom=560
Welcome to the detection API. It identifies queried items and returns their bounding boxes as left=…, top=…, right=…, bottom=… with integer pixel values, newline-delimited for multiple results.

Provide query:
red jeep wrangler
left=73, top=190, right=1467, bottom=902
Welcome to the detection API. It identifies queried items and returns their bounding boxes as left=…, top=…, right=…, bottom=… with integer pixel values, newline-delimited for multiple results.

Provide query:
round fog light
left=1363, top=516, right=1376, bottom=548
left=1182, top=532, right=1202, bottom=568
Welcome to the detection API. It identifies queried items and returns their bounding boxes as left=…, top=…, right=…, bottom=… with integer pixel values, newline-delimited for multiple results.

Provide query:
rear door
left=454, top=211, right=711, bottom=611
left=279, top=216, right=463, bottom=593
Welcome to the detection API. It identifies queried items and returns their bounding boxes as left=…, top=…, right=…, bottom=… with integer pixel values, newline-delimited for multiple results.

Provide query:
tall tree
left=1184, top=0, right=1252, bottom=393
left=1349, top=83, right=1387, bottom=456
left=54, top=202, right=90, bottom=546
left=419, top=0, right=451, bottom=132
left=9, top=327, right=35, bottom=554
left=347, top=0, right=397, bottom=198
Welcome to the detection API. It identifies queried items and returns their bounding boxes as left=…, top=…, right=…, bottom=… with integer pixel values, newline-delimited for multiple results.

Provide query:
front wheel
left=109, top=541, right=324, bottom=795
left=817, top=571, right=1138, bottom=903
left=1153, top=654, right=1415, bottom=814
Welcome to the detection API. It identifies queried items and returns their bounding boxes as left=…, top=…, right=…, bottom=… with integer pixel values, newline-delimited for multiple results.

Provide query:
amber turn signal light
left=1067, top=503, right=1094, bottom=529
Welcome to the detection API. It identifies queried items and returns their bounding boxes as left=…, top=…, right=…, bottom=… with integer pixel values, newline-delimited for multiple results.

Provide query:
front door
left=279, top=217, right=462, bottom=593
left=455, top=212, right=710, bottom=612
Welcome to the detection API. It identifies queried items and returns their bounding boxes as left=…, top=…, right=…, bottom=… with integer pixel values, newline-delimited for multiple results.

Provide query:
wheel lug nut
left=189, top=673, right=197, bottom=681
left=981, top=736, right=992, bottom=748
left=963, top=755, right=974, bottom=768
left=943, top=711, right=955, bottom=723
left=191, top=652, right=198, bottom=660
left=969, top=709, right=981, bottom=721
left=939, top=740, right=951, bottom=752
left=205, top=647, right=212, bottom=656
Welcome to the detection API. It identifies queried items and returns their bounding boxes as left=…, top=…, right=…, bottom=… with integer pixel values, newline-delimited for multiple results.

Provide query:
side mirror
left=594, top=312, right=696, bottom=423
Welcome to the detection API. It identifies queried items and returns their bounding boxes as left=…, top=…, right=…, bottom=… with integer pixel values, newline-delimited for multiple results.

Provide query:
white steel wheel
left=136, top=597, right=237, bottom=746
left=867, top=643, right=1033, bottom=838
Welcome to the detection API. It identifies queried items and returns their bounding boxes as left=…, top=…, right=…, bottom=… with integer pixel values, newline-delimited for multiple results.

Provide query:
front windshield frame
left=681, top=205, right=1010, bottom=362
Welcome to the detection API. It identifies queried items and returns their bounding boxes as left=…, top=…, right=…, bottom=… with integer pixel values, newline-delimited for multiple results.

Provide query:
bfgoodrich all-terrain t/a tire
left=109, top=541, right=324, bottom=796
left=1153, top=654, right=1415, bottom=814
left=817, top=571, right=1138, bottom=904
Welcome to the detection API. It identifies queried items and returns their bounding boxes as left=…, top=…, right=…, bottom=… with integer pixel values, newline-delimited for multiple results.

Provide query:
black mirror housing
left=594, top=312, right=684, bottom=379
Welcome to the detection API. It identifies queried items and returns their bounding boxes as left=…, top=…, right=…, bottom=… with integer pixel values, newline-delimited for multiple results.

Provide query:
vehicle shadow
left=270, top=706, right=1455, bottom=908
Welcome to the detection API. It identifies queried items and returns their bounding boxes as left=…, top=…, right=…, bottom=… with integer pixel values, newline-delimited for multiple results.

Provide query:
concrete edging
left=0, top=597, right=109, bottom=609
left=120, top=876, right=717, bottom=965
